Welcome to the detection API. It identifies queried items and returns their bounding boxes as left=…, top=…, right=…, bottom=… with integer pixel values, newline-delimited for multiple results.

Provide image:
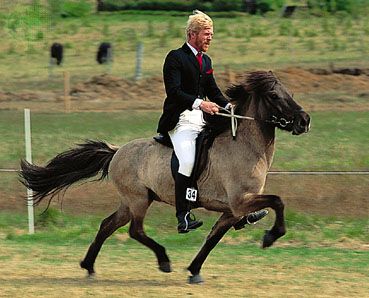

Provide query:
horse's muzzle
left=292, top=111, right=310, bottom=135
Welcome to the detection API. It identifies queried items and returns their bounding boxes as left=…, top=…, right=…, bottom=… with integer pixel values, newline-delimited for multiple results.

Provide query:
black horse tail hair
left=19, top=140, right=119, bottom=206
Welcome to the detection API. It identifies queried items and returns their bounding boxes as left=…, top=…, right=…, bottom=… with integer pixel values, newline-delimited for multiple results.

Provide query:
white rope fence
left=268, top=171, right=369, bottom=175
left=2, top=168, right=369, bottom=175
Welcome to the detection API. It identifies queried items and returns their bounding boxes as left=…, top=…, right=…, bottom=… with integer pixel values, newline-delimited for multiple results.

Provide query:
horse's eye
left=270, top=93, right=279, bottom=100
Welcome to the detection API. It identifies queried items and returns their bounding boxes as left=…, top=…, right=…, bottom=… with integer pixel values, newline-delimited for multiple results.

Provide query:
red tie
left=196, top=52, right=203, bottom=71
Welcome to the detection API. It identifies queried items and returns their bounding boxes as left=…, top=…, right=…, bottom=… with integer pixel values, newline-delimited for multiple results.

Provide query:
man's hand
left=200, top=101, right=219, bottom=115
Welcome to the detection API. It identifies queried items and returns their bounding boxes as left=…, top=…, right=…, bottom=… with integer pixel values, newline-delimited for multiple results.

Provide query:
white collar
left=186, top=42, right=201, bottom=56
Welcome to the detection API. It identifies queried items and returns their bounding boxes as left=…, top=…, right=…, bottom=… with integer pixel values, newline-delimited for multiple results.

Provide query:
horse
left=20, top=71, right=310, bottom=284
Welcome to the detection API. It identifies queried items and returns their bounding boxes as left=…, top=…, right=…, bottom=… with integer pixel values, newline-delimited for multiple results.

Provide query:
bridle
left=216, top=105, right=294, bottom=138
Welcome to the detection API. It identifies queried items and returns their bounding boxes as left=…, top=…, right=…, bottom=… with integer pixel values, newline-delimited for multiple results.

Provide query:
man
left=157, top=10, right=266, bottom=233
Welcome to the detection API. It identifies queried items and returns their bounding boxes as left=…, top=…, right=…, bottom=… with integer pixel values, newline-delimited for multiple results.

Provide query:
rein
left=216, top=106, right=293, bottom=138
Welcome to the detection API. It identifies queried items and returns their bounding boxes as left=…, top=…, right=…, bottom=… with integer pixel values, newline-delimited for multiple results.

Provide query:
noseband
left=216, top=106, right=302, bottom=138
left=266, top=115, right=293, bottom=128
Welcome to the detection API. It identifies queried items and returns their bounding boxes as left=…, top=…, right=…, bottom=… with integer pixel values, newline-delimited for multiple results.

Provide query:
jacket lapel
left=202, top=55, right=208, bottom=73
left=182, top=43, right=201, bottom=72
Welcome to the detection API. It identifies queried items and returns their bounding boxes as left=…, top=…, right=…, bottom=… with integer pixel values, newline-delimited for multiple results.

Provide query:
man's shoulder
left=165, top=45, right=188, bottom=62
left=168, top=44, right=187, bottom=56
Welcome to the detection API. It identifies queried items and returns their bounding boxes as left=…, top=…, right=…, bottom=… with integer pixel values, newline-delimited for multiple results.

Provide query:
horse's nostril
left=295, top=118, right=304, bottom=128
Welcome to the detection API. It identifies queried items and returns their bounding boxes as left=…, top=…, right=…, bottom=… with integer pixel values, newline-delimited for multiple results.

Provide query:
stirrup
left=233, top=209, right=269, bottom=230
left=177, top=211, right=203, bottom=233
left=246, top=209, right=269, bottom=225
left=186, top=211, right=197, bottom=222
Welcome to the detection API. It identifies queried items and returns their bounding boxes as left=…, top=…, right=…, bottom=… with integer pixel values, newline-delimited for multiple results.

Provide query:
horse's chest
left=199, top=161, right=267, bottom=203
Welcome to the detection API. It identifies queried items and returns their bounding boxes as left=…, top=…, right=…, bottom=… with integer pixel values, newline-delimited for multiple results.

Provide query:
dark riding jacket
left=157, top=43, right=229, bottom=134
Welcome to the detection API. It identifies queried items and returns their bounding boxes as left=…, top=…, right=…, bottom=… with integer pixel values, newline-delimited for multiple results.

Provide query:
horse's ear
left=225, top=84, right=246, bottom=100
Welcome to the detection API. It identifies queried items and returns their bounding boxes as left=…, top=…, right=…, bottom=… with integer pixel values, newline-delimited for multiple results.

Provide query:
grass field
left=1, top=209, right=368, bottom=297
left=0, top=110, right=368, bottom=170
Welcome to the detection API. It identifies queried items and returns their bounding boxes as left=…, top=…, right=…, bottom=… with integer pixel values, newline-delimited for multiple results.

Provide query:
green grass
left=0, top=110, right=368, bottom=171
left=2, top=233, right=368, bottom=297
left=0, top=110, right=160, bottom=168
left=2, top=196, right=369, bottom=237
left=1, top=207, right=369, bottom=295
left=274, top=111, right=369, bottom=170
left=1, top=205, right=368, bottom=248
left=1, top=204, right=368, bottom=296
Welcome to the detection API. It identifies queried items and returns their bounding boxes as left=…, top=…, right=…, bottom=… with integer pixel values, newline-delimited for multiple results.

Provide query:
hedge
left=98, top=0, right=244, bottom=12
left=97, top=0, right=368, bottom=16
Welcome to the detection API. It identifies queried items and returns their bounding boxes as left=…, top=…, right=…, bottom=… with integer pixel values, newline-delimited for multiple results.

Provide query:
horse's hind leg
left=231, top=194, right=286, bottom=248
left=128, top=199, right=171, bottom=273
left=80, top=203, right=131, bottom=276
left=187, top=213, right=238, bottom=283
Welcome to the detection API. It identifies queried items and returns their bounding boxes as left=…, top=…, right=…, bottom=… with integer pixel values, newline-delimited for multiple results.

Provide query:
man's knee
left=178, top=160, right=194, bottom=177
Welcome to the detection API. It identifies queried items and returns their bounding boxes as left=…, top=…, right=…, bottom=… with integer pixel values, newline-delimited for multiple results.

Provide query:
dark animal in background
left=50, top=42, right=63, bottom=65
left=97, top=42, right=112, bottom=64
left=282, top=5, right=297, bottom=17
left=245, top=0, right=257, bottom=14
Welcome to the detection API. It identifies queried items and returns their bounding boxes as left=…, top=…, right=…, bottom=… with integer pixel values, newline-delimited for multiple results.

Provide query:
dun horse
left=20, top=71, right=310, bottom=283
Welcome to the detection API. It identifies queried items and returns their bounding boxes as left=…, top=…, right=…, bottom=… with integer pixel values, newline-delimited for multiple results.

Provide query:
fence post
left=135, top=42, right=143, bottom=81
left=48, top=58, right=56, bottom=79
left=107, top=46, right=113, bottom=74
left=24, top=108, right=35, bottom=234
left=63, top=71, right=71, bottom=113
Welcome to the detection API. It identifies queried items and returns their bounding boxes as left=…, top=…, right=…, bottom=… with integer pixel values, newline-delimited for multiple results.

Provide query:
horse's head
left=227, top=71, right=310, bottom=135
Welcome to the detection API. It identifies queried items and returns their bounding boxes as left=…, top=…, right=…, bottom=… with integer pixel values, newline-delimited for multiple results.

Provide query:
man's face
left=191, top=27, right=213, bottom=52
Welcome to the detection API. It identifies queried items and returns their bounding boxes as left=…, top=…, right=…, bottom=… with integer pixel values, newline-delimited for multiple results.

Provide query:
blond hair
left=186, top=10, right=213, bottom=39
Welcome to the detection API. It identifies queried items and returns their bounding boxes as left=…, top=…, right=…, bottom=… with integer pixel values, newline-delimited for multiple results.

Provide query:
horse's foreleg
left=80, top=204, right=131, bottom=276
left=187, top=213, right=237, bottom=284
left=129, top=212, right=171, bottom=273
left=231, top=194, right=286, bottom=248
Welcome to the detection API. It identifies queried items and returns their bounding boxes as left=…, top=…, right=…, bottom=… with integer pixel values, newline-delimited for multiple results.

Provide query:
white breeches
left=168, top=127, right=201, bottom=177
left=168, top=109, right=204, bottom=177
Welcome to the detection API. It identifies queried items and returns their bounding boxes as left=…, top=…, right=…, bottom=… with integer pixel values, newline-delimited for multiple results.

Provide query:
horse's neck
left=213, top=115, right=275, bottom=169
left=240, top=94, right=275, bottom=166
left=239, top=120, right=275, bottom=166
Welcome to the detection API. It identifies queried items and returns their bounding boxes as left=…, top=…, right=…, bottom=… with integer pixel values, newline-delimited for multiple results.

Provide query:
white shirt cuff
left=192, top=98, right=203, bottom=110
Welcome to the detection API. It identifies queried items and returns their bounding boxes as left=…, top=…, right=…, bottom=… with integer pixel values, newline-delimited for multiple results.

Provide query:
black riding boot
left=175, top=173, right=203, bottom=233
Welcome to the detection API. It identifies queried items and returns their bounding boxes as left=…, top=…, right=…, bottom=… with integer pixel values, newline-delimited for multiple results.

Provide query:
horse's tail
left=19, top=140, right=119, bottom=205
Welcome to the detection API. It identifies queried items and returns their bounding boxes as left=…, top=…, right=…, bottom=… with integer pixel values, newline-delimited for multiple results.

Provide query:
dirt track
left=1, top=67, right=369, bottom=112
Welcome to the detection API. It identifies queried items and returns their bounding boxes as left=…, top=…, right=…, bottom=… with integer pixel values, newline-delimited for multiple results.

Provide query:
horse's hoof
left=86, top=272, right=96, bottom=280
left=262, top=230, right=276, bottom=249
left=262, top=228, right=285, bottom=248
left=188, top=274, right=204, bottom=284
left=159, top=261, right=172, bottom=273
left=80, top=260, right=95, bottom=276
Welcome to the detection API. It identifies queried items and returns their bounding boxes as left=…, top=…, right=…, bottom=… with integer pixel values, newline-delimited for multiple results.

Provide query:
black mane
left=205, top=71, right=278, bottom=135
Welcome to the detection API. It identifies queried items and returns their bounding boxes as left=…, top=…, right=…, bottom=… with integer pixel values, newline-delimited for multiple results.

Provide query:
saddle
left=153, top=129, right=217, bottom=205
